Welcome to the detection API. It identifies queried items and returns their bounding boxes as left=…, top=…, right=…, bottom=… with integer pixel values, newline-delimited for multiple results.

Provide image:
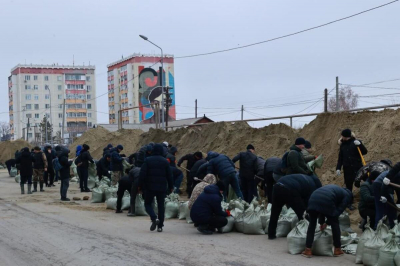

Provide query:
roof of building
left=11, top=64, right=95, bottom=72
left=167, top=116, right=214, bottom=128
left=107, top=53, right=174, bottom=68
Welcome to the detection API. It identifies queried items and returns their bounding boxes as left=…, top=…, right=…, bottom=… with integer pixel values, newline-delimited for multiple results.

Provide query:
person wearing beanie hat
left=110, top=144, right=125, bottom=186
left=336, top=129, right=368, bottom=210
left=79, top=144, right=94, bottom=192
left=177, top=151, right=204, bottom=197
left=232, top=145, right=258, bottom=203
left=102, top=144, right=113, bottom=157
left=285, top=138, right=312, bottom=176
left=302, top=141, right=316, bottom=163
left=32, top=145, right=48, bottom=193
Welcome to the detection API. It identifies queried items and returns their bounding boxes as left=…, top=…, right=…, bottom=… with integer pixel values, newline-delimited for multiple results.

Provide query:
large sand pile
left=0, top=139, right=32, bottom=163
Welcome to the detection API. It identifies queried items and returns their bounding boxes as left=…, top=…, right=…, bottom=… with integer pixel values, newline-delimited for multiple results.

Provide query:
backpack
left=53, top=158, right=62, bottom=171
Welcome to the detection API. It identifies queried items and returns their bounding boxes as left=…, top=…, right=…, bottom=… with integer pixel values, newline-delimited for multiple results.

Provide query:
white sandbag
left=243, top=205, right=264, bottom=235
left=185, top=202, right=193, bottom=224
left=71, top=161, right=78, bottom=177
left=341, top=231, right=358, bottom=246
left=312, top=229, right=333, bottom=257
left=70, top=177, right=78, bottom=182
left=342, top=244, right=358, bottom=255
left=339, top=211, right=353, bottom=233
left=355, top=220, right=375, bottom=264
left=106, top=198, right=117, bottom=210
left=122, top=196, right=130, bottom=210
left=377, top=234, right=400, bottom=266
left=259, top=205, right=270, bottom=230
left=363, top=234, right=386, bottom=266
left=391, top=222, right=400, bottom=244
left=135, top=194, right=147, bottom=216
left=91, top=187, right=105, bottom=203
left=376, top=216, right=391, bottom=243
left=88, top=162, right=97, bottom=178
left=287, top=219, right=309, bottom=255
left=10, top=167, right=17, bottom=177
left=276, top=216, right=292, bottom=238
left=234, top=208, right=244, bottom=233
left=165, top=200, right=179, bottom=219
left=99, top=177, right=111, bottom=187
left=87, top=175, right=99, bottom=189
left=105, top=187, right=118, bottom=201
left=222, top=216, right=235, bottom=233
left=395, top=251, right=400, bottom=266
left=178, top=201, right=188, bottom=220
left=15, top=174, right=20, bottom=183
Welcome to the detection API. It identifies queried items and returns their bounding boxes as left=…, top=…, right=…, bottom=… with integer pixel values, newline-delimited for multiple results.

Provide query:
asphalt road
left=0, top=170, right=356, bottom=266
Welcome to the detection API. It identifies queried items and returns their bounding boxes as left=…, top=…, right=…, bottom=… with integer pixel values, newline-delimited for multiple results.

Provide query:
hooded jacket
left=307, top=185, right=353, bottom=217
left=336, top=136, right=367, bottom=171
left=110, top=148, right=124, bottom=171
left=57, top=148, right=72, bottom=180
left=277, top=174, right=322, bottom=205
left=139, top=144, right=173, bottom=192
left=76, top=145, right=82, bottom=157
left=207, top=152, right=235, bottom=179
left=177, top=153, right=198, bottom=171
left=188, top=174, right=217, bottom=210
left=44, top=146, right=56, bottom=170
left=359, top=179, right=375, bottom=214
left=190, top=159, right=208, bottom=180
left=79, top=147, right=94, bottom=168
left=103, top=144, right=113, bottom=157
left=232, top=150, right=258, bottom=179
left=16, top=148, right=33, bottom=177
left=190, top=184, right=227, bottom=224
left=166, top=147, right=178, bottom=167
left=286, top=145, right=311, bottom=175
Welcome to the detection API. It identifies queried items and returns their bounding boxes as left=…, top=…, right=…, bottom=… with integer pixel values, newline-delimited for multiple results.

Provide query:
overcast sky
left=1, top=0, right=399, bottom=128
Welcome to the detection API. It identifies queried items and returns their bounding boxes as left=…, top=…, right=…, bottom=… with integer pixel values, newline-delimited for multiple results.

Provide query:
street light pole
left=139, top=35, right=165, bottom=129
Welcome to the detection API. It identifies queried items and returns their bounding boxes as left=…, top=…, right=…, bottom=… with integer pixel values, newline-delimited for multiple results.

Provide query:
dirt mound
left=0, top=139, right=32, bottom=163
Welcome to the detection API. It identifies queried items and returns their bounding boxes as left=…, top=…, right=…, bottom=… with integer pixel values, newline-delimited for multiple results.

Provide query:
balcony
left=66, top=117, right=87, bottom=123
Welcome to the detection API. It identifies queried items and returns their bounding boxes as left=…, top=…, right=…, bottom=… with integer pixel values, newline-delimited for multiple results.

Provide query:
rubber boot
left=27, top=184, right=32, bottom=194
left=40, top=182, right=45, bottom=192
left=301, top=248, right=313, bottom=258
left=33, top=182, right=38, bottom=193
left=20, top=184, right=25, bottom=194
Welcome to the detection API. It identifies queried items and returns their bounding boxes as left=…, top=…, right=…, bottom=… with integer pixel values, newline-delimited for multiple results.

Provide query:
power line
left=175, top=1, right=398, bottom=59
left=357, top=78, right=400, bottom=86
left=341, top=84, right=400, bottom=90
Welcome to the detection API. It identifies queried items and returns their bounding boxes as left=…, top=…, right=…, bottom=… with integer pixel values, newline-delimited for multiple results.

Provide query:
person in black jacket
left=15, top=147, right=33, bottom=194
left=79, top=144, right=94, bottom=192
left=5, top=158, right=16, bottom=175
left=302, top=185, right=353, bottom=258
left=190, top=182, right=229, bottom=235
left=103, top=144, right=113, bottom=157
left=116, top=168, right=138, bottom=214
left=32, top=146, right=48, bottom=193
left=110, top=145, right=124, bottom=186
left=190, top=158, right=207, bottom=190
left=127, top=167, right=141, bottom=217
left=96, top=154, right=111, bottom=181
left=264, top=157, right=282, bottom=203
left=135, top=144, right=152, bottom=167
left=166, top=147, right=178, bottom=167
left=43, top=145, right=56, bottom=187
left=232, top=145, right=258, bottom=203
left=358, top=171, right=379, bottom=230
left=56, top=146, right=73, bottom=201
left=138, top=144, right=173, bottom=232
left=177, top=151, right=203, bottom=196
left=268, top=174, right=322, bottom=239
left=336, top=129, right=368, bottom=210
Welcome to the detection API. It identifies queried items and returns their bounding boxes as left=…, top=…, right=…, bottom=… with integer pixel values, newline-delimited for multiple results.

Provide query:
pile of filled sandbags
left=165, top=193, right=180, bottom=219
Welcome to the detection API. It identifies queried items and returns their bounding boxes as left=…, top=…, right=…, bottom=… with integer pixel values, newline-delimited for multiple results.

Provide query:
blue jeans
left=173, top=173, right=183, bottom=193
left=145, top=190, right=166, bottom=227
left=222, top=172, right=243, bottom=201
left=60, top=178, right=69, bottom=199
left=373, top=181, right=396, bottom=229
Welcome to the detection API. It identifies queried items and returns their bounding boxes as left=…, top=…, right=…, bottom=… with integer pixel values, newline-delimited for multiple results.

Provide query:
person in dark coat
left=190, top=181, right=229, bottom=235
left=79, top=144, right=94, bottom=192
left=75, top=145, right=83, bottom=188
left=166, top=147, right=178, bottom=167
left=5, top=158, right=16, bottom=175
left=207, top=151, right=243, bottom=200
left=355, top=159, right=392, bottom=187
left=336, top=129, right=368, bottom=210
left=189, top=158, right=208, bottom=189
left=103, top=144, right=113, bottom=157
left=56, top=146, right=73, bottom=201
left=268, top=174, right=322, bottom=239
left=127, top=167, right=141, bottom=217
left=135, top=143, right=154, bottom=167
left=32, top=146, right=48, bottom=193
left=358, top=171, right=379, bottom=230
left=43, top=145, right=56, bottom=187
left=256, top=156, right=266, bottom=183
left=177, top=151, right=203, bottom=196
left=110, top=145, right=124, bottom=186
left=96, top=154, right=111, bottom=181
left=232, top=145, right=259, bottom=203
left=15, top=147, right=33, bottom=194
left=302, top=185, right=353, bottom=258
left=116, top=168, right=137, bottom=213
left=264, top=157, right=282, bottom=203
left=286, top=138, right=312, bottom=176
left=138, top=144, right=173, bottom=232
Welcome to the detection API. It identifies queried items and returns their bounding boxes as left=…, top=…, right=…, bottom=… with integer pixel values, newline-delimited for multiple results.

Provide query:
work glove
left=354, top=178, right=361, bottom=188
left=383, top=177, right=391, bottom=185
left=380, top=196, right=387, bottom=203
left=226, top=210, right=231, bottom=217
left=336, top=170, right=341, bottom=176
left=320, top=223, right=327, bottom=231
left=354, top=140, right=361, bottom=146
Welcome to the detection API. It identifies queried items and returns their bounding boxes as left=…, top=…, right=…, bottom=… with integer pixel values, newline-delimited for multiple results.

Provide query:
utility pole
left=195, top=99, right=197, bottom=119
left=26, top=118, right=30, bottom=141
left=336, top=76, right=339, bottom=111
left=45, top=116, right=48, bottom=143
left=241, top=105, right=244, bottom=120
left=324, top=88, right=328, bottom=113
left=165, top=86, right=173, bottom=132
left=159, top=66, right=165, bottom=129
left=61, top=99, right=66, bottom=144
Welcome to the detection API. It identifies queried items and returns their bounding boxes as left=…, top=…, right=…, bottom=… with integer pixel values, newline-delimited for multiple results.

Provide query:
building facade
left=107, top=54, right=175, bottom=125
left=8, top=64, right=97, bottom=142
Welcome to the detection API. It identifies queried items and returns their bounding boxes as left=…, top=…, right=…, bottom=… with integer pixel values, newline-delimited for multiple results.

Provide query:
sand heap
left=0, top=139, right=32, bottom=163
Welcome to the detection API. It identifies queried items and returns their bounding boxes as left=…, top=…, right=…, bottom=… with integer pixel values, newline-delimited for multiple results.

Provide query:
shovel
left=178, top=165, right=190, bottom=172
left=357, top=146, right=369, bottom=178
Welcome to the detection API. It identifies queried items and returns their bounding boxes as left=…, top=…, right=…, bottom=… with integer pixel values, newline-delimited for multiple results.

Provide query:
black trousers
left=265, top=171, right=275, bottom=203
left=202, top=216, right=228, bottom=230
left=343, top=166, right=358, bottom=193
left=186, top=170, right=193, bottom=196
left=20, top=175, right=32, bottom=185
left=77, top=166, right=82, bottom=188
left=97, top=169, right=111, bottom=181
left=268, top=184, right=306, bottom=237
left=117, top=178, right=132, bottom=211
left=306, top=210, right=341, bottom=248
left=44, top=168, right=55, bottom=185
left=360, top=208, right=376, bottom=230
left=80, top=167, right=89, bottom=190
left=129, top=179, right=139, bottom=214
left=241, top=178, right=258, bottom=203
left=145, top=190, right=166, bottom=227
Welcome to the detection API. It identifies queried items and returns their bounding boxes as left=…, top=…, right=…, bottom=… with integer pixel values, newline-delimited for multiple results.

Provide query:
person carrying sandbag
left=32, top=146, right=48, bottom=193
left=301, top=184, right=353, bottom=258
left=110, top=145, right=124, bottom=186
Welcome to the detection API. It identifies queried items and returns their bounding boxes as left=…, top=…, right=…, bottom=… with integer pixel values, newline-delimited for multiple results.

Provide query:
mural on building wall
left=138, top=66, right=176, bottom=123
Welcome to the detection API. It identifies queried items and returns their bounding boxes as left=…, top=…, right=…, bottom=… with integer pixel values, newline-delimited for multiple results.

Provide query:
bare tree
left=328, top=86, right=359, bottom=111
left=0, top=122, right=12, bottom=141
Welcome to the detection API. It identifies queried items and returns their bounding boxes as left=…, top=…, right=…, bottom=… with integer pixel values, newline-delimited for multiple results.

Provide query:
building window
left=58, top=104, right=63, bottom=109
left=58, top=113, right=63, bottom=118
left=88, top=113, right=92, bottom=118
left=44, top=76, right=49, bottom=81
left=25, top=75, right=30, bottom=81
left=57, top=76, right=62, bottom=81
left=25, top=85, right=31, bottom=90
left=34, top=94, right=39, bottom=100
left=87, top=104, right=92, bottom=109
left=87, top=94, right=91, bottom=100
left=26, top=104, right=32, bottom=110
left=25, top=94, right=31, bottom=100
left=35, top=113, right=39, bottom=118
left=59, top=122, right=62, bottom=127
left=58, top=85, right=62, bottom=90
left=34, top=104, right=39, bottom=110
left=58, top=94, right=62, bottom=100
left=45, top=104, right=50, bottom=109
left=26, top=113, right=32, bottom=118
left=28, top=133, right=32, bottom=138
left=87, top=85, right=92, bottom=92
left=88, top=122, right=92, bottom=127
left=86, top=76, right=91, bottom=81
left=33, top=85, right=38, bottom=90
left=45, top=85, right=49, bottom=90
left=34, top=75, right=38, bottom=81
left=45, top=94, right=50, bottom=99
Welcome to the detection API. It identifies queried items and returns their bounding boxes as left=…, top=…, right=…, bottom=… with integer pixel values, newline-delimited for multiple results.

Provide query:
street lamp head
left=139, top=35, right=148, bottom=41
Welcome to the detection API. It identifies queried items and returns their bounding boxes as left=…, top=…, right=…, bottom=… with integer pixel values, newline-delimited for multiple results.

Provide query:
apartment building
left=8, top=64, right=97, bottom=142
left=107, top=54, right=175, bottom=125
